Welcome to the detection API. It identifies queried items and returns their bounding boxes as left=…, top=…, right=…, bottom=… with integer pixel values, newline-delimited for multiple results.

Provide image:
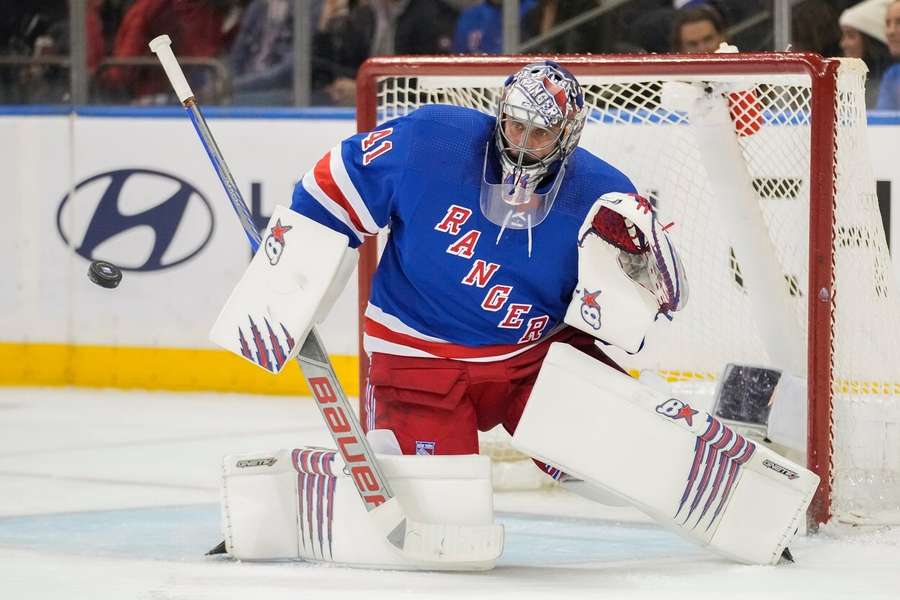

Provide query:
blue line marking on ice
left=497, top=512, right=699, bottom=566
left=0, top=505, right=697, bottom=566
left=0, top=504, right=220, bottom=560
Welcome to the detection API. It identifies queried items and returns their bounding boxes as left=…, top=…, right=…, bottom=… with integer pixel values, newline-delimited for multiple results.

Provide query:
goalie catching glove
left=209, top=205, right=357, bottom=373
left=564, top=192, right=688, bottom=353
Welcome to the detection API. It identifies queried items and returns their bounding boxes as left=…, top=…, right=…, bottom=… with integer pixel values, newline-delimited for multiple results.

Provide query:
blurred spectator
left=671, top=4, right=727, bottom=52
left=839, top=0, right=894, bottom=108
left=791, top=0, right=841, bottom=55
left=313, top=0, right=458, bottom=106
left=618, top=1, right=765, bottom=54
left=716, top=1, right=769, bottom=51
left=0, top=2, right=69, bottom=57
left=0, top=1, right=105, bottom=103
left=452, top=0, right=536, bottom=54
left=2, top=2, right=68, bottom=103
left=97, top=1, right=134, bottom=42
left=86, top=1, right=107, bottom=76
left=226, top=0, right=344, bottom=106
left=442, top=0, right=480, bottom=10
left=674, top=1, right=764, bottom=30
left=620, top=7, right=674, bottom=53
left=877, top=0, right=900, bottom=109
left=311, top=0, right=356, bottom=106
left=100, top=0, right=243, bottom=104
left=613, top=1, right=674, bottom=53
left=229, top=0, right=293, bottom=105
left=360, top=0, right=457, bottom=56
left=521, top=0, right=605, bottom=53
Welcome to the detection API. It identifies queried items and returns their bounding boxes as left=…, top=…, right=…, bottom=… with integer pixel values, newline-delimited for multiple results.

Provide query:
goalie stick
left=148, top=34, right=503, bottom=566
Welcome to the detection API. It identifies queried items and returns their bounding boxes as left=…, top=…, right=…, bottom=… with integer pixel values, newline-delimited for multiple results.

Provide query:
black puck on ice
left=88, top=260, right=123, bottom=289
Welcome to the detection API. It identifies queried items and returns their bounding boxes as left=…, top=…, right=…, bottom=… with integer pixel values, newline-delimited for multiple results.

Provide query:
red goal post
left=354, top=53, right=898, bottom=527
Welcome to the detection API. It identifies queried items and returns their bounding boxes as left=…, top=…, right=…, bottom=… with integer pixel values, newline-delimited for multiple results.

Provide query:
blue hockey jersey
left=291, top=104, right=636, bottom=361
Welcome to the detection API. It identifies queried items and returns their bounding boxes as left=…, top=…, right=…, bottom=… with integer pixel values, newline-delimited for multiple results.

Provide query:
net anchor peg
left=818, top=287, right=831, bottom=302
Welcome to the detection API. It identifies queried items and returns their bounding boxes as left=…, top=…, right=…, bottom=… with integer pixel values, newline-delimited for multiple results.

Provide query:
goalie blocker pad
left=512, top=343, right=818, bottom=565
left=210, top=205, right=357, bottom=374
left=220, top=445, right=497, bottom=571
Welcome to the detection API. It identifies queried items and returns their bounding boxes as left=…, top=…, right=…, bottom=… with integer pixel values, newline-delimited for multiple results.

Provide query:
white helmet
left=480, top=61, right=587, bottom=233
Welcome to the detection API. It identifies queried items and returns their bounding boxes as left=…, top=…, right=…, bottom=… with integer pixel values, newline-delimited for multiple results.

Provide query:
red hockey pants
left=362, top=327, right=626, bottom=457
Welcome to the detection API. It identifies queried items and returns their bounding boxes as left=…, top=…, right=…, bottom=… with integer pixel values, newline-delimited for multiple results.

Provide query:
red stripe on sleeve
left=313, top=151, right=368, bottom=235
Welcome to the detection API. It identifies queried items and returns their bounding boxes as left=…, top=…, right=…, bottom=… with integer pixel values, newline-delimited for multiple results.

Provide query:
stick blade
left=388, top=518, right=505, bottom=564
left=373, top=497, right=504, bottom=566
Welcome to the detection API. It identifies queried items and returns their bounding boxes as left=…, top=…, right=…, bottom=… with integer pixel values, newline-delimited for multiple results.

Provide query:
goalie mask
left=480, top=61, right=586, bottom=237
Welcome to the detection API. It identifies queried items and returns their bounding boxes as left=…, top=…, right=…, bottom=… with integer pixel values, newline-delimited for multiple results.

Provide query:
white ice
left=0, top=387, right=898, bottom=600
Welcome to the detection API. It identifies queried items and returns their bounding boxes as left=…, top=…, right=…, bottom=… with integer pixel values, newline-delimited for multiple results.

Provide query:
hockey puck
left=87, top=260, right=123, bottom=289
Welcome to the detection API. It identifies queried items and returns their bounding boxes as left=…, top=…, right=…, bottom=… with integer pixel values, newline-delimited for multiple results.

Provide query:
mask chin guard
left=479, top=143, right=566, bottom=232
left=478, top=145, right=568, bottom=257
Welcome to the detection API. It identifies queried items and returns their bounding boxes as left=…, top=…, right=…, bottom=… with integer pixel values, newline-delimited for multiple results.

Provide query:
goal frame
left=354, top=53, right=840, bottom=526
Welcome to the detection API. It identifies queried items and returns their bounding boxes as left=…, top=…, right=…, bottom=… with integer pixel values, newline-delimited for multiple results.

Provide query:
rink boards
left=1, top=107, right=898, bottom=394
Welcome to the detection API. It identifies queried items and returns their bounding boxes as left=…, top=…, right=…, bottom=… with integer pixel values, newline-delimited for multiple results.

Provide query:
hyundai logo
left=56, top=168, right=215, bottom=272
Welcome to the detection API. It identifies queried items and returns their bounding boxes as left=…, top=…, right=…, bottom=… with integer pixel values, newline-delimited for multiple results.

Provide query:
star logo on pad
left=655, top=398, right=699, bottom=426
left=676, top=404, right=699, bottom=426
left=581, top=288, right=601, bottom=308
left=263, top=218, right=293, bottom=266
left=270, top=219, right=292, bottom=244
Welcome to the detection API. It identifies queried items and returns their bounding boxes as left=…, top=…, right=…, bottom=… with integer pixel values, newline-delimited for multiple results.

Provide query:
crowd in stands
left=1, top=0, right=898, bottom=109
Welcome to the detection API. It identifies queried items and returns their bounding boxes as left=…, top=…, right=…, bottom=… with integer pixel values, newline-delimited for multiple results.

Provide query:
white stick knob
left=149, top=34, right=195, bottom=104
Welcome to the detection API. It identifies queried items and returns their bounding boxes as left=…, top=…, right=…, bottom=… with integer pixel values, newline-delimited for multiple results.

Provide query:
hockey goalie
left=208, top=61, right=818, bottom=570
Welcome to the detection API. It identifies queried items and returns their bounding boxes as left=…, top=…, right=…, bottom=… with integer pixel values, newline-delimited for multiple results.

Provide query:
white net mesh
left=369, top=58, right=900, bottom=522
left=830, top=65, right=900, bottom=522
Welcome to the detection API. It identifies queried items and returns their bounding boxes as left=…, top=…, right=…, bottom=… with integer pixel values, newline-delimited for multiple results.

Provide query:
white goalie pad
left=220, top=445, right=496, bottom=571
left=564, top=192, right=688, bottom=353
left=512, top=343, right=819, bottom=565
left=209, top=205, right=357, bottom=374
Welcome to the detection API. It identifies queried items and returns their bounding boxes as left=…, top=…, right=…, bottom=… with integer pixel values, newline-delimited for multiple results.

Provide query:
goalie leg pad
left=512, top=343, right=819, bottom=565
left=221, top=447, right=496, bottom=570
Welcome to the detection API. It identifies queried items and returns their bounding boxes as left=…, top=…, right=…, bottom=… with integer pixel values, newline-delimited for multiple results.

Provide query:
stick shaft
left=149, top=35, right=504, bottom=564
left=185, top=102, right=260, bottom=252
left=149, top=35, right=393, bottom=511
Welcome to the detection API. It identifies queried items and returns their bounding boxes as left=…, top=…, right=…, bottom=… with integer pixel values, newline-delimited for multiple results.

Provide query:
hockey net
left=355, top=54, right=900, bottom=525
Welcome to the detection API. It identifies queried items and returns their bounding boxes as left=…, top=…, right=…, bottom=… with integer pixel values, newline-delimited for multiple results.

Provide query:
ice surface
left=0, top=387, right=897, bottom=599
